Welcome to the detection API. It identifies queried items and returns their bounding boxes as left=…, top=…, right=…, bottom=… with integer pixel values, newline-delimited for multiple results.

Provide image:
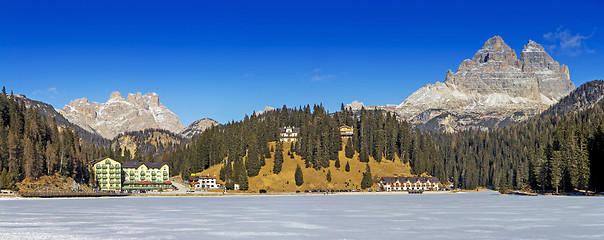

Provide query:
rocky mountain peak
left=520, top=40, right=557, bottom=70
left=59, top=91, right=183, bottom=139
left=180, top=118, right=220, bottom=138
left=471, top=36, right=517, bottom=64
left=396, top=36, right=575, bottom=132
left=346, top=100, right=365, bottom=110
left=254, top=106, right=276, bottom=116
left=109, top=91, right=125, bottom=102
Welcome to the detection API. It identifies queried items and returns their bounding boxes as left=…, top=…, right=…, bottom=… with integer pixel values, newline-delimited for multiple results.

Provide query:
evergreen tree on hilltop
left=245, top=134, right=262, bottom=177
left=345, top=138, right=354, bottom=158
left=273, top=141, right=284, bottom=174
left=335, top=158, right=341, bottom=169
left=345, top=161, right=350, bottom=172
left=326, top=169, right=332, bottom=182
left=295, top=164, right=304, bottom=186
left=589, top=124, right=604, bottom=192
left=232, top=156, right=249, bottom=191
left=361, top=164, right=373, bottom=189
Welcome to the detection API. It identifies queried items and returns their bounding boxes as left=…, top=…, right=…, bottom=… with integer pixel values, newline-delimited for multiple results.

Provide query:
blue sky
left=1, top=0, right=603, bottom=125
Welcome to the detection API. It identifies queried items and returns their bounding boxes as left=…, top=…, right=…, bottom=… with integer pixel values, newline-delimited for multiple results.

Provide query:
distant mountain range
left=32, top=36, right=598, bottom=142
left=354, top=36, right=576, bottom=132
left=59, top=91, right=185, bottom=139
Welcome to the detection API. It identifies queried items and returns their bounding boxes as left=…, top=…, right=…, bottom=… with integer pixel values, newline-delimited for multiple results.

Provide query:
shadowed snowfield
left=1, top=191, right=603, bottom=239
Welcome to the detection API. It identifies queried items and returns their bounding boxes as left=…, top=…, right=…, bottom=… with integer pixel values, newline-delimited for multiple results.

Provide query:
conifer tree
left=245, top=135, right=262, bottom=177
left=345, top=138, right=354, bottom=158
left=589, top=124, right=604, bottom=192
left=295, top=164, right=304, bottom=186
left=549, top=150, right=563, bottom=194
left=273, top=141, right=284, bottom=174
left=361, top=164, right=372, bottom=189
left=23, top=136, right=38, bottom=178
left=335, top=158, right=341, bottom=169
left=345, top=161, right=350, bottom=172
left=326, top=169, right=331, bottom=182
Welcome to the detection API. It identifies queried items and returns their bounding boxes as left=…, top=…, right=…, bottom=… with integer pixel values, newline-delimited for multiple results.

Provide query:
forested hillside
left=432, top=81, right=604, bottom=192
left=0, top=88, right=108, bottom=190
left=164, top=81, right=604, bottom=193
left=111, top=129, right=183, bottom=161
left=13, top=94, right=109, bottom=145
left=540, top=80, right=604, bottom=117
left=161, top=104, right=440, bottom=190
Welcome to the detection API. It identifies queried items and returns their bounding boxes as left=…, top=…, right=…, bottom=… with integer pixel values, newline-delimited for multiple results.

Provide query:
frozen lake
left=1, top=191, right=603, bottom=239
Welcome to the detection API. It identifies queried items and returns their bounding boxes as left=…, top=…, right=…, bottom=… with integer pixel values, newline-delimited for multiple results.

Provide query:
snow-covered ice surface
left=1, top=191, right=604, bottom=239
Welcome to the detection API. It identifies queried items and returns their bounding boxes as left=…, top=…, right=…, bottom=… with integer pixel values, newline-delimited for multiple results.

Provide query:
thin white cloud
left=308, top=68, right=340, bottom=82
left=310, top=74, right=336, bottom=82
left=543, top=27, right=595, bottom=56
left=32, top=87, right=59, bottom=96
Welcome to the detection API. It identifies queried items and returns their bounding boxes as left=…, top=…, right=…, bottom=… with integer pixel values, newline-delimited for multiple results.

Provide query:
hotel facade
left=92, top=157, right=173, bottom=192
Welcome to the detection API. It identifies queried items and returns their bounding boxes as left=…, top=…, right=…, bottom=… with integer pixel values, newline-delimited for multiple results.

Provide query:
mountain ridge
left=180, top=118, right=220, bottom=138
left=389, top=36, right=575, bottom=132
left=59, top=91, right=184, bottom=139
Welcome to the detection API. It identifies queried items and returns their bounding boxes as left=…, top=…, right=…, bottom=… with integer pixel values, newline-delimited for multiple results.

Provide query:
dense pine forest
left=162, top=104, right=439, bottom=190
left=1, top=80, right=603, bottom=193
left=163, top=81, right=604, bottom=193
left=111, top=128, right=184, bottom=161
left=0, top=88, right=108, bottom=190
left=433, top=94, right=604, bottom=192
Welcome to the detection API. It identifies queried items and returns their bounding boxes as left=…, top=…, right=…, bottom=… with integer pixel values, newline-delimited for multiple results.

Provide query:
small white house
left=194, top=175, right=219, bottom=189
left=379, top=177, right=440, bottom=191
left=279, top=126, right=300, bottom=142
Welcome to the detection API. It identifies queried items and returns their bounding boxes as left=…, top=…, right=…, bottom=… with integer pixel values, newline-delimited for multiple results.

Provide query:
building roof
left=120, top=161, right=169, bottom=169
left=91, top=157, right=113, bottom=165
left=89, top=157, right=169, bottom=169
left=380, top=176, right=441, bottom=184
left=279, top=126, right=301, bottom=133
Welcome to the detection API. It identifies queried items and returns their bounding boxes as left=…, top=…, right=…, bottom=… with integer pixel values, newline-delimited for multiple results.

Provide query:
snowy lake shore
left=1, top=191, right=603, bottom=239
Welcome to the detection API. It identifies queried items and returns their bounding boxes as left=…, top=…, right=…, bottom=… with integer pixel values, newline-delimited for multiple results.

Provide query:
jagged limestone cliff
left=395, top=36, right=575, bottom=132
left=59, top=92, right=184, bottom=139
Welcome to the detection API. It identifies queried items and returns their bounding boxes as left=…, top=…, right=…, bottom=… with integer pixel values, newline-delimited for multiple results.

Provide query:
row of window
left=126, top=170, right=168, bottom=174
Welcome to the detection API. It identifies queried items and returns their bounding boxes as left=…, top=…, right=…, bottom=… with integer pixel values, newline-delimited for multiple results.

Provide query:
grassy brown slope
left=199, top=141, right=412, bottom=193
left=16, top=174, right=93, bottom=192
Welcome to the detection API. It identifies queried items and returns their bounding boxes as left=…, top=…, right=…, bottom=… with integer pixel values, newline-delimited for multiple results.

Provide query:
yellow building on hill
left=92, top=157, right=123, bottom=192
left=339, top=125, right=354, bottom=138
